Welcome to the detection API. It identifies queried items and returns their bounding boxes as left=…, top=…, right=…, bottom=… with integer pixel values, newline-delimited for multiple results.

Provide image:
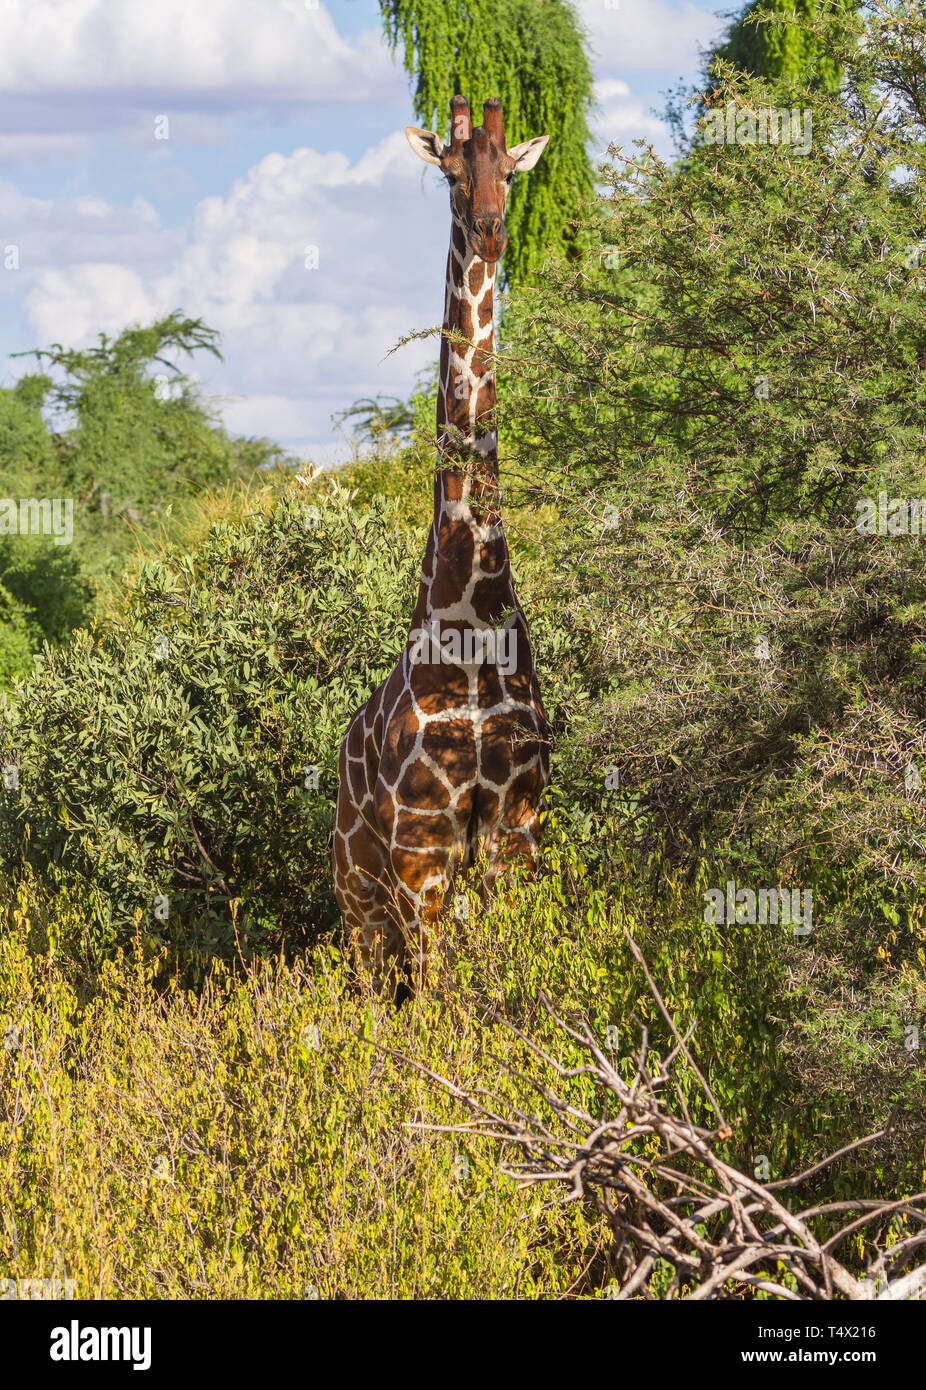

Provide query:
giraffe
left=332, top=95, right=551, bottom=999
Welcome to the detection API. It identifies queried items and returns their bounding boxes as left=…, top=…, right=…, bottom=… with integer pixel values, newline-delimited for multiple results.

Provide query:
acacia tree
left=502, top=0, right=925, bottom=851
left=380, top=0, right=595, bottom=286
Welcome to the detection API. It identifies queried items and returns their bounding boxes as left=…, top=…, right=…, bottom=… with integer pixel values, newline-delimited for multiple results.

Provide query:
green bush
left=0, top=537, right=94, bottom=648
left=0, top=825, right=916, bottom=1298
left=0, top=453, right=603, bottom=981
left=0, top=580, right=39, bottom=687
left=0, top=871, right=613, bottom=1299
left=0, top=487, right=418, bottom=975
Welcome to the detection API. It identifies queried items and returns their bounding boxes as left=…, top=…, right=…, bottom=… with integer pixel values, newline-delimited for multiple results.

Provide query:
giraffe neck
left=411, top=216, right=514, bottom=631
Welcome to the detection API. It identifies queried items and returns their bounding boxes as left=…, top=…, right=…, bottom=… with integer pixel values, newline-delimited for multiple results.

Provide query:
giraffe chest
left=370, top=633, right=547, bottom=848
left=406, top=617, right=542, bottom=751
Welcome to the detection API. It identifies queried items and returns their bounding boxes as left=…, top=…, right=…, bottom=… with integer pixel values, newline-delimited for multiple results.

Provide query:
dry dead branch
left=390, top=936, right=926, bottom=1300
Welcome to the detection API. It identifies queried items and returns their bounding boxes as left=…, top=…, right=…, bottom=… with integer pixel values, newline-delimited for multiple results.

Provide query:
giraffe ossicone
left=332, top=96, right=551, bottom=1000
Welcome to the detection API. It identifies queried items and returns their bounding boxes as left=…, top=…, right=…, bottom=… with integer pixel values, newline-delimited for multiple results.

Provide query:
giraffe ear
left=507, top=135, right=550, bottom=172
left=405, top=127, right=446, bottom=166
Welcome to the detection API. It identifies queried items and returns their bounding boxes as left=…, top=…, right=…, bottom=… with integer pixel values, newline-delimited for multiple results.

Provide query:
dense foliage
left=711, top=0, right=859, bottom=91
left=489, top=1, right=926, bottom=1191
left=0, top=314, right=285, bottom=678
left=501, top=1, right=926, bottom=907
left=0, top=489, right=414, bottom=973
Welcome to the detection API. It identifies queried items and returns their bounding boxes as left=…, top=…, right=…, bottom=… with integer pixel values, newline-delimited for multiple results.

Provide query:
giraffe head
left=406, top=96, right=549, bottom=263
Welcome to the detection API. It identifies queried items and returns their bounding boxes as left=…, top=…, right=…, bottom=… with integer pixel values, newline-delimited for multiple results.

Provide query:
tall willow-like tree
left=380, top=0, right=594, bottom=287
left=712, top=0, right=859, bottom=91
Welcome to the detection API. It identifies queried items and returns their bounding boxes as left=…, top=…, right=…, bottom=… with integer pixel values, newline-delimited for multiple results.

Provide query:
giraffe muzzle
left=471, top=216, right=507, bottom=263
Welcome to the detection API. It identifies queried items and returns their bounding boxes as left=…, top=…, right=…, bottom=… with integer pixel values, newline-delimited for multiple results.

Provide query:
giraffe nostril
left=473, top=217, right=503, bottom=242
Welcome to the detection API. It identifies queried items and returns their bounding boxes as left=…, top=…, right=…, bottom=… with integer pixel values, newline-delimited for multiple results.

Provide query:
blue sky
left=0, top=0, right=728, bottom=461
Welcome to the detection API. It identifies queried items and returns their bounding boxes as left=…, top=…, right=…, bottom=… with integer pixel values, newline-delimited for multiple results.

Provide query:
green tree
left=711, top=0, right=859, bottom=91
left=0, top=375, right=93, bottom=679
left=0, top=315, right=289, bottom=667
left=0, top=579, right=39, bottom=686
left=0, top=375, right=59, bottom=498
left=11, top=313, right=290, bottom=587
left=15, top=313, right=233, bottom=512
left=500, top=0, right=926, bottom=902
left=380, top=0, right=595, bottom=286
left=333, top=395, right=415, bottom=447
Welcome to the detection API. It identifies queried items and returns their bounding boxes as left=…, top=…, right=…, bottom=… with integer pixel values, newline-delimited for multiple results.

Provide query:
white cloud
left=17, top=132, right=451, bottom=452
left=579, top=2, right=726, bottom=161
left=0, top=184, right=176, bottom=313
left=0, top=0, right=400, bottom=122
left=26, top=264, right=154, bottom=345
left=0, top=131, right=90, bottom=163
left=576, top=0, right=725, bottom=75
left=597, top=79, right=632, bottom=102
left=593, top=78, right=669, bottom=152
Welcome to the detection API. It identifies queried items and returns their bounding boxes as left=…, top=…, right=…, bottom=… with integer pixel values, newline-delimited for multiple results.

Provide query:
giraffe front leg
left=477, top=719, right=549, bottom=911
left=333, top=815, right=406, bottom=1000
left=398, top=881, right=447, bottom=996
left=353, top=910, right=407, bottom=1002
left=390, top=849, right=454, bottom=997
